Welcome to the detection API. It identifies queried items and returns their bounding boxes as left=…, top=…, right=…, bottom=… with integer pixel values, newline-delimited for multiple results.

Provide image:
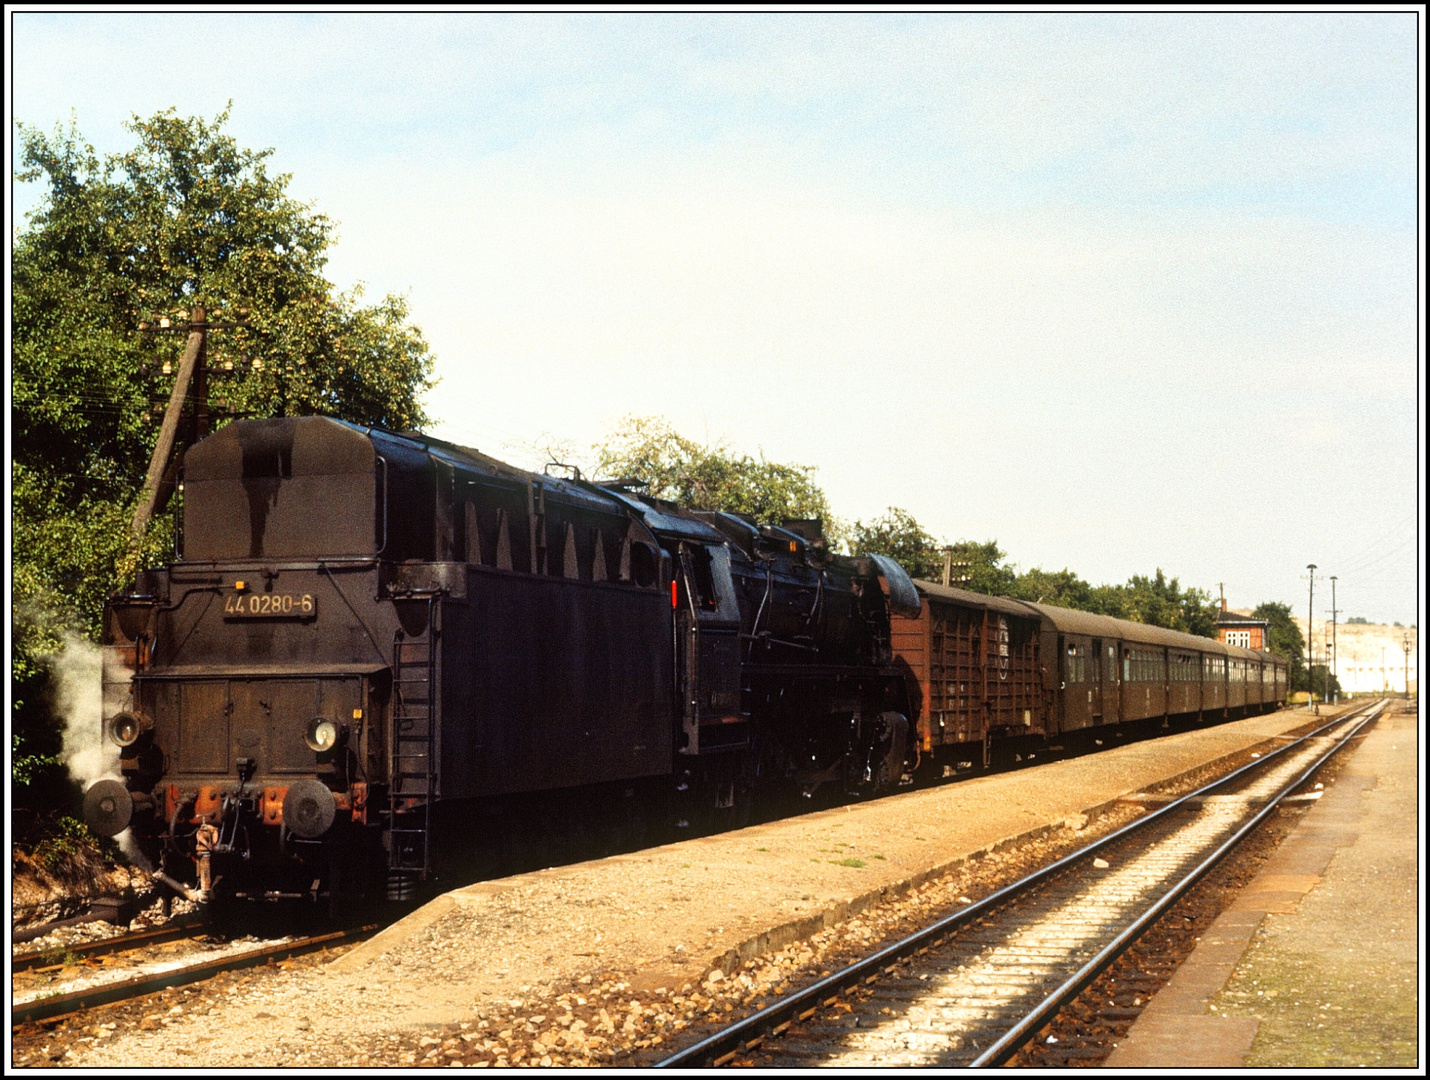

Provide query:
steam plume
left=52, top=631, right=150, bottom=869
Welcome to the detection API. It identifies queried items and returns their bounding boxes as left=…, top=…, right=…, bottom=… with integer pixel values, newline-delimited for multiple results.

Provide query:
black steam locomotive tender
left=88, top=416, right=920, bottom=904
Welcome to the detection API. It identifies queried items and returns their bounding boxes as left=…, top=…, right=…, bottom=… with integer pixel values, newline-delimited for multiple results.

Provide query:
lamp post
left=1306, top=564, right=1317, bottom=713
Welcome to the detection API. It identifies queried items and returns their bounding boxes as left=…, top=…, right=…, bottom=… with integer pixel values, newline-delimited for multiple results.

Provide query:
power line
left=1333, top=522, right=1419, bottom=576
left=1336, top=536, right=1417, bottom=578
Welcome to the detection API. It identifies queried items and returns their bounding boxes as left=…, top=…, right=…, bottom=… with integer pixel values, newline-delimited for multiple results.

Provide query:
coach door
left=1090, top=638, right=1104, bottom=722
left=1102, top=640, right=1120, bottom=723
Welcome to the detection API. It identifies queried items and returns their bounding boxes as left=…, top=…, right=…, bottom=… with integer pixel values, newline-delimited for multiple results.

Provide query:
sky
left=9, top=10, right=1424, bottom=627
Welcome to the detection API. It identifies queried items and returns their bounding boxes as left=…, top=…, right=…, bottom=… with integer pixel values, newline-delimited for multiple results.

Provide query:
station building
left=1216, top=602, right=1270, bottom=651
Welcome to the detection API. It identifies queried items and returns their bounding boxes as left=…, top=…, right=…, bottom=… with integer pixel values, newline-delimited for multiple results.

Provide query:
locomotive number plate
left=224, top=591, right=317, bottom=619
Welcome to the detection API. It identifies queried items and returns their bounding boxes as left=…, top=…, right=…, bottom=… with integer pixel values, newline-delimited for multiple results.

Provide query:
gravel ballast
left=32, top=709, right=1316, bottom=1068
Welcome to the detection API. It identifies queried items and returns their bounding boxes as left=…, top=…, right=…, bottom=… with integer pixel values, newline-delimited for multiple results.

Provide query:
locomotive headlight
left=108, top=711, right=145, bottom=748
left=304, top=716, right=346, bottom=753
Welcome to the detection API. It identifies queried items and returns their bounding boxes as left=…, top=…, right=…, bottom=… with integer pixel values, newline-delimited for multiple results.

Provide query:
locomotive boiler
left=86, top=416, right=920, bottom=905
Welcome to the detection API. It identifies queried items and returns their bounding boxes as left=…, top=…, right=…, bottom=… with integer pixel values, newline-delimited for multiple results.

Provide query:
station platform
left=1106, top=699, right=1420, bottom=1069
left=328, top=707, right=1316, bottom=1016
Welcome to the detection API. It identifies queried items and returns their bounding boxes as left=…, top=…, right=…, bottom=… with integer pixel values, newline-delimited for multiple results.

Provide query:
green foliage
left=13, top=105, right=437, bottom=628
left=1011, top=566, right=1094, bottom=607
left=849, top=508, right=943, bottom=579
left=1117, top=570, right=1220, bottom=637
left=1307, top=666, right=1341, bottom=699
left=12, top=737, right=61, bottom=789
left=1345, top=616, right=1369, bottom=624
left=845, top=505, right=1219, bottom=638
left=945, top=539, right=1018, bottom=597
left=32, top=817, right=104, bottom=874
left=1011, top=566, right=1217, bottom=637
left=593, top=416, right=839, bottom=542
left=12, top=106, right=437, bottom=830
left=11, top=596, right=83, bottom=809
left=849, top=514, right=1018, bottom=594
left=1254, top=601, right=1307, bottom=688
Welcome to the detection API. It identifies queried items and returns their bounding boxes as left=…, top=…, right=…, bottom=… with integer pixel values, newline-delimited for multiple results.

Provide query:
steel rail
left=11, top=924, right=379, bottom=1027
left=654, top=700, right=1382, bottom=1068
left=970, top=698, right=1384, bottom=1066
left=12, top=917, right=205, bottom=973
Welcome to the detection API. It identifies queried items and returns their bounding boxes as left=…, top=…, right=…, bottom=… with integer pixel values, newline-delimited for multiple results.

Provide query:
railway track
left=656, top=699, right=1385, bottom=1068
left=11, top=923, right=379, bottom=1027
left=12, top=917, right=208, bottom=973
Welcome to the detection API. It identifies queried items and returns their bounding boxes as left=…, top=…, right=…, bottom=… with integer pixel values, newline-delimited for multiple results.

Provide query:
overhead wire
left=1327, top=511, right=1417, bottom=574
left=1334, top=533, right=1417, bottom=578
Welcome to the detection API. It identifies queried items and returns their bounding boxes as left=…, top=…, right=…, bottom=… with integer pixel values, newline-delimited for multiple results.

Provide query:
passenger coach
left=892, top=582, right=1287, bottom=769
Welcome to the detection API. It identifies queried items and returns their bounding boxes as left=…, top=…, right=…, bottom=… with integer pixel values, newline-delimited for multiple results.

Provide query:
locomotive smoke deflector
left=869, top=554, right=922, bottom=618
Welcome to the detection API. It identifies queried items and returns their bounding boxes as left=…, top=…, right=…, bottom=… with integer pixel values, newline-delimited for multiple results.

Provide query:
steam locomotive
left=86, top=415, right=1286, bottom=908
left=87, top=416, right=922, bottom=905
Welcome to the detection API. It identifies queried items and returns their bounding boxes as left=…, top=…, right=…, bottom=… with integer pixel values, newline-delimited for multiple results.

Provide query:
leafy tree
left=845, top=509, right=1017, bottom=592
left=942, top=539, right=1018, bottom=596
left=1010, top=565, right=1219, bottom=636
left=848, top=508, right=943, bottom=580
left=1012, top=566, right=1098, bottom=609
left=593, top=416, right=839, bottom=541
left=12, top=106, right=436, bottom=813
left=1307, top=665, right=1341, bottom=700
left=1118, top=570, right=1219, bottom=637
left=1254, top=601, right=1307, bottom=690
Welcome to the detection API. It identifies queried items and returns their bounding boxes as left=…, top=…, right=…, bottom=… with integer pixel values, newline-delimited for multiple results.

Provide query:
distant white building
left=1297, top=618, right=1418, bottom=696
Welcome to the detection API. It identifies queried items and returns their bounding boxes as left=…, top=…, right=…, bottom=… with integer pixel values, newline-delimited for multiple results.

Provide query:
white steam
left=51, top=632, right=150, bottom=869
left=53, top=631, right=114, bottom=788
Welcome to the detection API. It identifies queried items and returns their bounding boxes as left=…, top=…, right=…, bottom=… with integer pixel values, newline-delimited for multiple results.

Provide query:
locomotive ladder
left=386, top=618, right=437, bottom=898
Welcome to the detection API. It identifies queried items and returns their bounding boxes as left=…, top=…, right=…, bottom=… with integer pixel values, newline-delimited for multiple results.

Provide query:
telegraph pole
left=941, top=547, right=970, bottom=588
left=1306, top=564, right=1317, bottom=713
left=1404, top=634, right=1413, bottom=701
left=1328, top=575, right=1339, bottom=704
left=128, top=305, right=254, bottom=553
left=130, top=305, right=207, bottom=547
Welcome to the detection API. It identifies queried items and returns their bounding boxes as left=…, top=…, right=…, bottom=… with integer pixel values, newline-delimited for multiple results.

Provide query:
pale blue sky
left=10, top=11, right=1423, bottom=626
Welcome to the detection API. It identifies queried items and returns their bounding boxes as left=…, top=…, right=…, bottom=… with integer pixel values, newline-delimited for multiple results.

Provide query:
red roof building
left=1216, top=600, right=1270, bottom=651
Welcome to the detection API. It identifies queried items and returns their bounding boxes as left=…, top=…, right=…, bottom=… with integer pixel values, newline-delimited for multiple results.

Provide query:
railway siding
left=40, top=708, right=1316, bottom=1068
